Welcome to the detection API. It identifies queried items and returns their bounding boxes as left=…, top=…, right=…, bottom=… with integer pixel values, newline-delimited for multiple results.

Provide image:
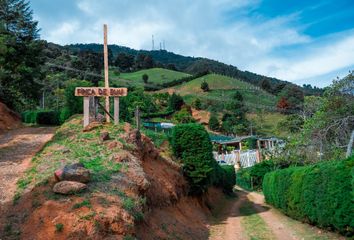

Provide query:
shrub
left=173, top=107, right=195, bottom=124
left=21, top=110, right=60, bottom=125
left=21, top=111, right=37, bottom=124
left=209, top=114, right=219, bottom=131
left=59, top=107, right=71, bottom=124
left=36, top=110, right=60, bottom=125
left=170, top=123, right=218, bottom=194
left=201, top=80, right=209, bottom=92
left=220, top=165, right=236, bottom=193
left=263, top=156, right=354, bottom=236
left=236, top=160, right=276, bottom=190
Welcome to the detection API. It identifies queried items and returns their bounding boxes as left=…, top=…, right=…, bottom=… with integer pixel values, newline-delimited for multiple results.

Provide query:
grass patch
left=72, top=199, right=91, bottom=209
left=15, top=116, right=126, bottom=199
left=55, top=223, right=64, bottom=232
left=141, top=129, right=168, bottom=147
left=239, top=202, right=275, bottom=240
left=80, top=211, right=96, bottom=220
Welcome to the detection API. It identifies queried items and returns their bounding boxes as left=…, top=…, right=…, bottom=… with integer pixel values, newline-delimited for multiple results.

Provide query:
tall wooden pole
left=103, top=24, right=110, bottom=123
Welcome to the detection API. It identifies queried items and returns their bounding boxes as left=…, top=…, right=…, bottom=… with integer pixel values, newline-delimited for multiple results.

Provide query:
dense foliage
left=236, top=160, right=277, bottom=190
left=22, top=110, right=60, bottom=125
left=221, top=91, right=249, bottom=135
left=276, top=73, right=354, bottom=164
left=0, top=0, right=45, bottom=111
left=263, top=156, right=354, bottom=235
left=170, top=123, right=235, bottom=194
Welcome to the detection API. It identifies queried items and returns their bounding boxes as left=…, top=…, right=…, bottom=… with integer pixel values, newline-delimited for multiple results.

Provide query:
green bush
left=36, top=110, right=60, bottom=125
left=21, top=111, right=37, bottom=124
left=220, top=165, right=236, bottom=193
left=263, top=156, right=354, bottom=236
left=236, top=160, right=276, bottom=190
left=59, top=107, right=71, bottom=124
left=170, top=123, right=218, bottom=194
left=21, top=110, right=60, bottom=125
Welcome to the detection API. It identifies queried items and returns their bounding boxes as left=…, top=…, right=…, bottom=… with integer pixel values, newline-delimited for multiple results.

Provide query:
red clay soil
left=0, top=102, right=22, bottom=132
left=0, top=123, right=224, bottom=239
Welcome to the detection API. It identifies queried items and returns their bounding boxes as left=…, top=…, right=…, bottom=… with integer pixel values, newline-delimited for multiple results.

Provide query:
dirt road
left=209, top=187, right=345, bottom=240
left=0, top=127, right=55, bottom=204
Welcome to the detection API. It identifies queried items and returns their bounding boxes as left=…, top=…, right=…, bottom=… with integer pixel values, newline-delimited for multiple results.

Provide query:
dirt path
left=209, top=187, right=345, bottom=240
left=0, top=127, right=55, bottom=204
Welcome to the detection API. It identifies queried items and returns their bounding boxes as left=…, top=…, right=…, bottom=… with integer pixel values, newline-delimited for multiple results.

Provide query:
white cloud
left=33, top=0, right=354, bottom=87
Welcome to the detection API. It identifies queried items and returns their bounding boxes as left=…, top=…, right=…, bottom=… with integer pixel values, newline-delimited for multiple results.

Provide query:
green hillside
left=163, top=73, right=278, bottom=111
left=109, top=68, right=190, bottom=88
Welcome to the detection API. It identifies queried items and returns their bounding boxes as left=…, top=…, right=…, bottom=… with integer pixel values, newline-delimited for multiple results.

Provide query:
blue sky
left=29, top=0, right=354, bottom=87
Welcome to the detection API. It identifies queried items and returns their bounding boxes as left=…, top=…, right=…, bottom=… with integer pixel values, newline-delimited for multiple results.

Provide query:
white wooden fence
left=213, top=150, right=260, bottom=168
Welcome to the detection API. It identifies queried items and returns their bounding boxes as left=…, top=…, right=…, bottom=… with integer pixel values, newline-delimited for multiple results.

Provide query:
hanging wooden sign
left=75, top=87, right=128, bottom=97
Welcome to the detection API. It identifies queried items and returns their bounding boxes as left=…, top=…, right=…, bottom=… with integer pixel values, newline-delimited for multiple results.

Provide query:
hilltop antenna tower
left=159, top=42, right=162, bottom=50
left=163, top=40, right=165, bottom=50
left=152, top=35, right=155, bottom=50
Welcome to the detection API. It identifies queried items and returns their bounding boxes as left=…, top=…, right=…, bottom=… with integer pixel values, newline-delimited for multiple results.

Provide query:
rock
left=107, top=141, right=123, bottom=150
left=100, top=131, right=110, bottom=141
left=55, top=163, right=91, bottom=183
left=54, top=169, right=63, bottom=181
left=83, top=121, right=101, bottom=132
left=53, top=181, right=87, bottom=195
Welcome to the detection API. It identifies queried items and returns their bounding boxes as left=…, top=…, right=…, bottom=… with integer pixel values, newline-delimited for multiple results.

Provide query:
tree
left=192, top=98, right=202, bottom=110
left=142, top=73, right=149, bottom=83
left=143, top=55, right=154, bottom=69
left=173, top=107, right=195, bottom=124
left=168, top=93, right=184, bottom=111
left=114, top=53, right=134, bottom=71
left=201, top=81, right=209, bottom=92
left=0, top=0, right=45, bottom=111
left=260, top=79, right=272, bottom=93
left=277, top=97, right=290, bottom=113
left=209, top=114, right=219, bottom=131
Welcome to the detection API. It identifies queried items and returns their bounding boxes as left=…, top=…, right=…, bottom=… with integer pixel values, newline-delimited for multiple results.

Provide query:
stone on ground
left=53, top=181, right=87, bottom=195
left=54, top=163, right=91, bottom=183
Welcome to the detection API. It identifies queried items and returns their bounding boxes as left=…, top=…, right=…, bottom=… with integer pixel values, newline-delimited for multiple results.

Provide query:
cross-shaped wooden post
left=74, top=24, right=128, bottom=128
left=103, top=24, right=110, bottom=123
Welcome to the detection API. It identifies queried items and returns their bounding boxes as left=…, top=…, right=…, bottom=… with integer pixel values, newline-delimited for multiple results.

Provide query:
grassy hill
left=162, top=73, right=278, bottom=111
left=120, top=68, right=190, bottom=84
left=109, top=68, right=191, bottom=88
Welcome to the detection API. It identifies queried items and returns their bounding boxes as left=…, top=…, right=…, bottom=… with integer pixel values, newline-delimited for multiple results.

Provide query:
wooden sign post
left=74, top=24, right=128, bottom=127
left=103, top=24, right=110, bottom=123
left=75, top=87, right=127, bottom=127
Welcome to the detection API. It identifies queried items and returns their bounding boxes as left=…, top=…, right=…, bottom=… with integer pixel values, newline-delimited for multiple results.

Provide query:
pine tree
left=0, top=0, right=44, bottom=110
left=209, top=114, right=219, bottom=131
left=201, top=81, right=209, bottom=92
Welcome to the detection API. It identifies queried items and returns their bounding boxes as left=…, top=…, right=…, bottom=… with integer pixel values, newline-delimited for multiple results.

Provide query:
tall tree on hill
left=260, top=79, right=272, bottom=93
left=168, top=93, right=184, bottom=111
left=143, top=55, right=154, bottom=69
left=114, top=53, right=134, bottom=72
left=222, top=91, right=249, bottom=135
left=0, top=0, right=45, bottom=111
left=209, top=114, right=220, bottom=131
left=142, top=73, right=149, bottom=83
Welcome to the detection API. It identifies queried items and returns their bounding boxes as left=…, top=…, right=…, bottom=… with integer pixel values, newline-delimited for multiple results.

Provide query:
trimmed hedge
left=263, top=156, right=354, bottom=236
left=21, top=110, right=60, bottom=125
left=220, top=165, right=236, bottom=193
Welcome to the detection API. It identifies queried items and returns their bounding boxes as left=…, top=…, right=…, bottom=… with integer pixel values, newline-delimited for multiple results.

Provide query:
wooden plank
left=103, top=24, right=110, bottom=123
left=75, top=87, right=127, bottom=97
left=114, top=97, right=119, bottom=125
left=83, top=97, right=90, bottom=127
